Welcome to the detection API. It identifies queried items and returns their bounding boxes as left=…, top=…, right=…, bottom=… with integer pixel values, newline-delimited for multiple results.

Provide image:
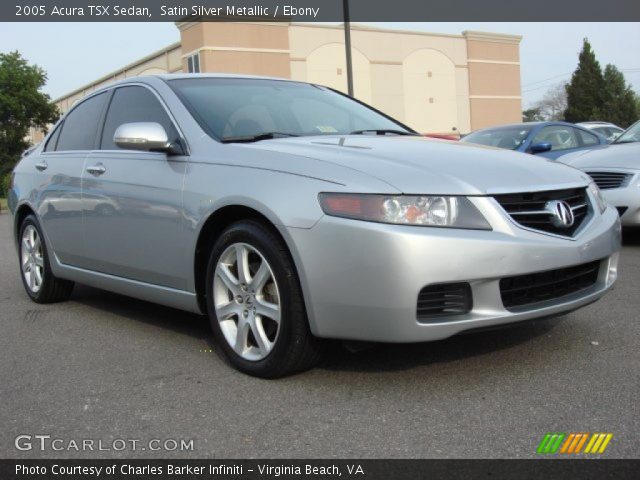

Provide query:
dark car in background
left=461, top=121, right=607, bottom=160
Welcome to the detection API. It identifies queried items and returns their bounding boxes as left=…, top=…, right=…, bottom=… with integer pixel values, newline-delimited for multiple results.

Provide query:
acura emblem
left=545, top=200, right=575, bottom=228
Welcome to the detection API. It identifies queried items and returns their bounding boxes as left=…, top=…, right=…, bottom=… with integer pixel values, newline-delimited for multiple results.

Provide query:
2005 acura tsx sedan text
left=8, top=74, right=621, bottom=377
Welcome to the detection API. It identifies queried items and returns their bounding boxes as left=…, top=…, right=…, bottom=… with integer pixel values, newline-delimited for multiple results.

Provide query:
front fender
left=182, top=162, right=340, bottom=293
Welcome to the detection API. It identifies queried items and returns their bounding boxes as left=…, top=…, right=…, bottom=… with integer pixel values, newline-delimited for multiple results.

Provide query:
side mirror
left=114, top=122, right=182, bottom=154
left=529, top=142, right=552, bottom=154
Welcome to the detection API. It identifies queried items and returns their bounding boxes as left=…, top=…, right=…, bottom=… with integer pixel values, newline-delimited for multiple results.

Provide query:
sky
left=1, top=22, right=639, bottom=108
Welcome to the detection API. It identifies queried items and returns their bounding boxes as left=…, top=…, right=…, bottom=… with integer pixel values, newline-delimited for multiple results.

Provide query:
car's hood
left=560, top=142, right=640, bottom=170
left=241, top=135, right=590, bottom=195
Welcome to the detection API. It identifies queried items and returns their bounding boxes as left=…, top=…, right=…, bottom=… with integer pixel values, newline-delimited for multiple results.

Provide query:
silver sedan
left=8, top=74, right=621, bottom=377
left=561, top=121, right=640, bottom=226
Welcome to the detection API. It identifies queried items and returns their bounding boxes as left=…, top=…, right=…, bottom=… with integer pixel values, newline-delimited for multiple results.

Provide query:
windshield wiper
left=221, top=132, right=299, bottom=143
left=349, top=129, right=418, bottom=136
left=613, top=139, right=637, bottom=144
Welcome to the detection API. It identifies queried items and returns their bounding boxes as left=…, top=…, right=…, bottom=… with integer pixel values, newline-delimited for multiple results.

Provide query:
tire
left=205, top=220, right=323, bottom=378
left=18, top=214, right=74, bottom=303
left=95, top=203, right=116, bottom=217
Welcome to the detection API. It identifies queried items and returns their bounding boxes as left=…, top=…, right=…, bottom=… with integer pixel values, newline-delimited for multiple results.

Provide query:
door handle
left=86, top=164, right=106, bottom=175
left=35, top=161, right=48, bottom=171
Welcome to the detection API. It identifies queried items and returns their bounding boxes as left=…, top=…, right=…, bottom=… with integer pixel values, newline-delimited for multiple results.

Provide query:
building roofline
left=176, top=20, right=288, bottom=30
left=462, top=30, right=522, bottom=44
left=157, top=72, right=297, bottom=81
left=176, top=20, right=521, bottom=43
left=289, top=22, right=465, bottom=39
left=53, top=41, right=181, bottom=103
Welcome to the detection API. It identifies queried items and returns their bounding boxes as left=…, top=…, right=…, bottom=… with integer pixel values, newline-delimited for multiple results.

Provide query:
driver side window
left=531, top=126, right=579, bottom=151
left=100, top=86, right=178, bottom=150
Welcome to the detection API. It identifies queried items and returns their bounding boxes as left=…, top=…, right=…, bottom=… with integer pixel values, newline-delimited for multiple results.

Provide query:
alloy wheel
left=21, top=225, right=44, bottom=293
left=213, top=242, right=281, bottom=361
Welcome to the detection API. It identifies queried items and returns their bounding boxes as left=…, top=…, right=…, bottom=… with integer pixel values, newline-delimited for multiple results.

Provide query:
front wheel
left=205, top=220, right=323, bottom=378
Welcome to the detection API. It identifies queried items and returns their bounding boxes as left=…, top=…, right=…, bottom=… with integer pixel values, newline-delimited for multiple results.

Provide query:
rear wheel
left=205, top=220, right=323, bottom=378
left=19, top=215, right=74, bottom=303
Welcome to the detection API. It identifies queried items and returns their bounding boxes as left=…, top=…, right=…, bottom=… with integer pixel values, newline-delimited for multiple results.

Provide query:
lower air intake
left=417, top=283, right=472, bottom=320
left=500, top=261, right=601, bottom=310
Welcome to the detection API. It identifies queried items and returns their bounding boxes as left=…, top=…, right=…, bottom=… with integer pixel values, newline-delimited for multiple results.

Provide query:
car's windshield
left=614, top=121, right=640, bottom=144
left=461, top=126, right=533, bottom=150
left=168, top=77, right=412, bottom=141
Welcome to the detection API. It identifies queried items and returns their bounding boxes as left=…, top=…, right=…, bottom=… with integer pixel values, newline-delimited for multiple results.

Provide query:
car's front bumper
left=287, top=201, right=621, bottom=343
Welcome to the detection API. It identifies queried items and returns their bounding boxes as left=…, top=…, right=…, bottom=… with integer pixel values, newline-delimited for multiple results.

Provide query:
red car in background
left=424, top=133, right=459, bottom=141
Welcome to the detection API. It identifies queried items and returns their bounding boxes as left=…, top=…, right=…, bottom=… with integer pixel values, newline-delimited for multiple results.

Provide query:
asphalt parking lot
left=0, top=213, right=638, bottom=459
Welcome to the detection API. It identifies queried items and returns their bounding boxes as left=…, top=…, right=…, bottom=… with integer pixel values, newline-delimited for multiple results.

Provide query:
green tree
left=0, top=51, right=59, bottom=178
left=564, top=39, right=605, bottom=122
left=522, top=107, right=543, bottom=122
left=601, top=64, right=638, bottom=128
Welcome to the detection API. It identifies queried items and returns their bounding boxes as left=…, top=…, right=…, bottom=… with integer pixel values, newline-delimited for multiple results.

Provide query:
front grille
left=493, top=188, right=590, bottom=237
left=500, top=261, right=600, bottom=310
left=417, top=283, right=472, bottom=319
left=586, top=171, right=632, bottom=190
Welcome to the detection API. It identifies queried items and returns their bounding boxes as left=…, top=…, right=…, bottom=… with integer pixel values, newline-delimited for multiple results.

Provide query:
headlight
left=588, top=182, right=607, bottom=214
left=318, top=193, right=491, bottom=230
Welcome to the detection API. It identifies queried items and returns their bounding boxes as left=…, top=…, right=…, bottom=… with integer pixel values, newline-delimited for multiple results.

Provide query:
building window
left=187, top=53, right=200, bottom=73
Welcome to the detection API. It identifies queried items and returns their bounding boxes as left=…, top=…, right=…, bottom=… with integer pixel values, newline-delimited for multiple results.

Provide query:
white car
left=561, top=121, right=640, bottom=226
left=577, top=122, right=624, bottom=143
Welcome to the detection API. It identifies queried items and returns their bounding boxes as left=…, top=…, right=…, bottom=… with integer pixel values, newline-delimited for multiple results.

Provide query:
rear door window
left=593, top=127, right=611, bottom=138
left=577, top=128, right=600, bottom=146
left=56, top=92, right=108, bottom=151
left=43, top=123, right=63, bottom=152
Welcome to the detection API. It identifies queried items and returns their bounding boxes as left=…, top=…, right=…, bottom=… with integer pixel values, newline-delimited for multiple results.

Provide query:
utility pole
left=343, top=0, right=354, bottom=97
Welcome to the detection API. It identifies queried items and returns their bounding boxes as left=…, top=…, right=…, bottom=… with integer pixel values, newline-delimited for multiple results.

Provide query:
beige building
left=42, top=22, right=522, bottom=142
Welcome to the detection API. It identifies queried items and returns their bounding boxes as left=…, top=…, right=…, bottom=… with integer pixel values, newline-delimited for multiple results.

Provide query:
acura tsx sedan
left=8, top=74, right=621, bottom=377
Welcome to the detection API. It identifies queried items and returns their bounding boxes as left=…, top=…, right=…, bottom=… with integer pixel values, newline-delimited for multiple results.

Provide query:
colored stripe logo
left=537, top=433, right=612, bottom=454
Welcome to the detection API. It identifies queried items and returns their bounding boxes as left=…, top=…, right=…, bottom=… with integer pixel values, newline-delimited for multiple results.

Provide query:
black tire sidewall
left=205, top=221, right=306, bottom=377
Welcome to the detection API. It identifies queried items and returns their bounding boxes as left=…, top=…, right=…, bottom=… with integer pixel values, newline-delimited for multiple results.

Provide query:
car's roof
left=156, top=73, right=294, bottom=81
left=473, top=121, right=574, bottom=132
left=578, top=123, right=621, bottom=130
left=114, top=73, right=301, bottom=87
left=63, top=73, right=316, bottom=116
left=84, top=73, right=309, bottom=98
